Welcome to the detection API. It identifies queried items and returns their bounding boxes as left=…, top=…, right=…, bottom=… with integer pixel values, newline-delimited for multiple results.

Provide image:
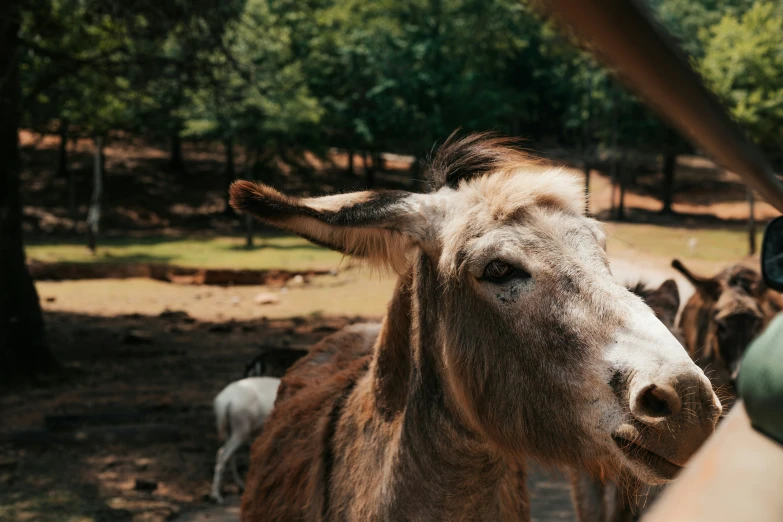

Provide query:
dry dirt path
left=34, top=255, right=699, bottom=323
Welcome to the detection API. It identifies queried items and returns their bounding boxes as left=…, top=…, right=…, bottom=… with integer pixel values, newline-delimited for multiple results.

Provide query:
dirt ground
left=0, top=303, right=364, bottom=521
left=19, top=130, right=776, bottom=242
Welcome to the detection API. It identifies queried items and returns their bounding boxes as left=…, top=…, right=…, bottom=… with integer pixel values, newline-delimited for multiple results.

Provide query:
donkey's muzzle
left=628, top=364, right=722, bottom=464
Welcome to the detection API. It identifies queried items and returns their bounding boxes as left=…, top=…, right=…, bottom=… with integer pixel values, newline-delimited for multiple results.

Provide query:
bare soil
left=18, top=131, right=416, bottom=238
left=20, top=130, right=775, bottom=243
left=0, top=305, right=364, bottom=521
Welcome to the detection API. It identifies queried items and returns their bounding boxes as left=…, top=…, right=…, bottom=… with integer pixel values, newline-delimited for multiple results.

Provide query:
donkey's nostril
left=633, top=384, right=681, bottom=420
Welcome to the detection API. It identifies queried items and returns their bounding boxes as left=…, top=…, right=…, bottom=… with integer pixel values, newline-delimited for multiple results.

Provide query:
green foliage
left=21, top=0, right=135, bottom=135
left=649, top=0, right=754, bottom=57
left=17, top=0, right=783, bottom=168
left=698, top=2, right=783, bottom=151
left=284, top=0, right=537, bottom=153
left=182, top=0, right=322, bottom=148
left=21, top=0, right=240, bottom=138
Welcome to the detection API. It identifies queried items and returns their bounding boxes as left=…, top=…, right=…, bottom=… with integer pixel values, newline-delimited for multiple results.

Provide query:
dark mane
left=426, top=131, right=537, bottom=191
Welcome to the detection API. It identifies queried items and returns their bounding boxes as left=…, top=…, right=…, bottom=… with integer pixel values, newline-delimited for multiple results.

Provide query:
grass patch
left=606, top=223, right=761, bottom=263
left=25, top=235, right=345, bottom=271
left=26, top=223, right=760, bottom=272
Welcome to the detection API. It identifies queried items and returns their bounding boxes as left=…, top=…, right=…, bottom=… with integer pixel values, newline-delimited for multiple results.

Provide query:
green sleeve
left=738, top=313, right=783, bottom=446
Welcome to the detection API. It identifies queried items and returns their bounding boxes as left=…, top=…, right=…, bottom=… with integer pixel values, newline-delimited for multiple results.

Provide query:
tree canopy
left=17, top=0, right=783, bottom=164
left=698, top=2, right=783, bottom=154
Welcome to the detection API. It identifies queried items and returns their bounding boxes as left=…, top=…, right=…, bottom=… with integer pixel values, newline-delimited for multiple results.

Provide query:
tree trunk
left=616, top=160, right=628, bottom=221
left=617, top=170, right=626, bottom=221
left=223, top=137, right=235, bottom=216
left=610, top=163, right=618, bottom=217
left=583, top=161, right=591, bottom=216
left=245, top=148, right=255, bottom=249
left=225, top=137, right=235, bottom=184
left=748, top=187, right=756, bottom=256
left=68, top=159, right=77, bottom=227
left=373, top=151, right=385, bottom=173
left=68, top=135, right=78, bottom=227
left=363, top=151, right=374, bottom=189
left=57, top=119, right=68, bottom=178
left=87, top=136, right=104, bottom=254
left=661, top=153, right=677, bottom=214
left=410, top=156, right=422, bottom=191
left=0, top=0, right=53, bottom=377
left=170, top=133, right=184, bottom=172
left=347, top=149, right=354, bottom=174
left=609, top=90, right=619, bottom=219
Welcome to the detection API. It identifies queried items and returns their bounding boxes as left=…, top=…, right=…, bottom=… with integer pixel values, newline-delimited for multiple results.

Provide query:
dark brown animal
left=571, top=279, right=681, bottom=522
left=231, top=134, right=721, bottom=521
left=244, top=348, right=309, bottom=378
left=672, top=259, right=783, bottom=400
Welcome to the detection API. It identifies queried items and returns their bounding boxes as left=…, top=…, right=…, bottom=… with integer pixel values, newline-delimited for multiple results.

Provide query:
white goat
left=210, top=376, right=280, bottom=503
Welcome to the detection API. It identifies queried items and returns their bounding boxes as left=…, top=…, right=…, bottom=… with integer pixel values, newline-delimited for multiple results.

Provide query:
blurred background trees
left=16, top=0, right=782, bottom=190
left=4, top=0, right=783, bottom=376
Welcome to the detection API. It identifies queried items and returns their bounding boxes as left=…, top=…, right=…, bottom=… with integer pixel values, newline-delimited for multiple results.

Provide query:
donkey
left=230, top=134, right=721, bottom=521
left=244, top=348, right=309, bottom=378
left=672, top=259, right=783, bottom=401
left=570, top=279, right=681, bottom=522
left=211, top=376, right=280, bottom=503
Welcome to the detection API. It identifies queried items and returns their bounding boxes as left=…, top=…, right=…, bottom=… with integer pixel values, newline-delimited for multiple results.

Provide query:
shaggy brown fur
left=232, top=134, right=720, bottom=521
left=672, top=260, right=783, bottom=402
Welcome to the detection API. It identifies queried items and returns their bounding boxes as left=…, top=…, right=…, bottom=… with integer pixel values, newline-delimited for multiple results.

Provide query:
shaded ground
left=20, top=130, right=777, bottom=244
left=557, top=152, right=780, bottom=224
left=0, top=308, right=361, bottom=522
left=19, top=131, right=415, bottom=238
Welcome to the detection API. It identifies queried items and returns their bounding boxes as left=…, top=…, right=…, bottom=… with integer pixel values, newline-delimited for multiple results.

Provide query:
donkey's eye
left=482, top=260, right=526, bottom=283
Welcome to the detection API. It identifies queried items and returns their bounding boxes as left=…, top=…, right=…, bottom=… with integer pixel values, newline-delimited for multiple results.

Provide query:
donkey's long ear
left=230, top=181, right=436, bottom=273
left=646, top=279, right=680, bottom=328
left=671, top=259, right=720, bottom=299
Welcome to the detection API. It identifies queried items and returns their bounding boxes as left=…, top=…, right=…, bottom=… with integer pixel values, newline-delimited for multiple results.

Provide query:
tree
left=0, top=0, right=53, bottom=377
left=9, top=0, right=242, bottom=376
left=698, top=2, right=783, bottom=154
left=649, top=0, right=754, bottom=57
left=661, top=153, right=678, bottom=214
left=182, top=0, right=322, bottom=209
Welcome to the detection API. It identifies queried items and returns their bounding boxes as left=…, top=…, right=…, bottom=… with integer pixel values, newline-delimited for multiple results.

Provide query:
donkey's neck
left=389, top=372, right=507, bottom=520
left=368, top=255, right=509, bottom=520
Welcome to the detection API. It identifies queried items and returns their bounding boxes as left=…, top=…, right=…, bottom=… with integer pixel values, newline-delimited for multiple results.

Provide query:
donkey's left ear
left=647, top=279, right=681, bottom=328
left=229, top=181, right=439, bottom=273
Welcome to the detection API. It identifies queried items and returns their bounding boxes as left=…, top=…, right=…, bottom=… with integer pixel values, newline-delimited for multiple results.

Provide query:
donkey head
left=627, top=279, right=681, bottom=330
left=672, top=260, right=775, bottom=383
left=231, top=134, right=720, bottom=486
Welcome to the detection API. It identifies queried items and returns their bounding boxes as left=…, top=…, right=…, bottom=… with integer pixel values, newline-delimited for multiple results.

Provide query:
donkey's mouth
left=612, top=436, right=683, bottom=481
